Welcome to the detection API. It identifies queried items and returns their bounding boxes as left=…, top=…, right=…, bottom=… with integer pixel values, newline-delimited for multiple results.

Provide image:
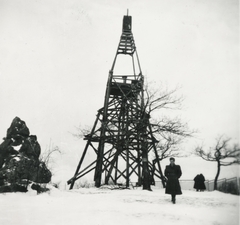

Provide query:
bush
left=75, top=179, right=93, bottom=188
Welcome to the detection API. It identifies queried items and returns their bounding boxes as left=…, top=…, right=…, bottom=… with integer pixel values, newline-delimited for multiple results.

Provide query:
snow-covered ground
left=0, top=186, right=239, bottom=225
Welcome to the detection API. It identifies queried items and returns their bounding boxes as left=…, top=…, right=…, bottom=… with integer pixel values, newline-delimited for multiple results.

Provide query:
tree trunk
left=142, top=145, right=151, bottom=190
left=214, top=160, right=221, bottom=190
left=141, top=114, right=151, bottom=191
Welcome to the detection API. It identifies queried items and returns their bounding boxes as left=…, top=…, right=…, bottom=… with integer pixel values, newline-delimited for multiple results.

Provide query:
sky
left=0, top=0, right=239, bottom=184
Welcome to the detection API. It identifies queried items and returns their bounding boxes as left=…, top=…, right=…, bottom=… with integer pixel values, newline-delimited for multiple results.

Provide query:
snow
left=13, top=144, right=22, bottom=151
left=0, top=186, right=239, bottom=225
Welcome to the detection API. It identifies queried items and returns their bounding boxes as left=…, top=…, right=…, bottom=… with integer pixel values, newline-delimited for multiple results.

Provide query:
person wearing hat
left=164, top=157, right=182, bottom=204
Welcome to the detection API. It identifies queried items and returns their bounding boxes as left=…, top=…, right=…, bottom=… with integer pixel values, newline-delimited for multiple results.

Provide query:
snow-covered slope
left=0, top=186, right=239, bottom=225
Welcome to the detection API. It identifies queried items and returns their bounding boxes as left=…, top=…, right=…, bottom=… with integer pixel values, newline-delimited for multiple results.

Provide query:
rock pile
left=0, top=117, right=52, bottom=193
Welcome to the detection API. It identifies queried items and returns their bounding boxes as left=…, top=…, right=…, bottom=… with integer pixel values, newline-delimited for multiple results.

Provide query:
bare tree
left=140, top=84, right=192, bottom=189
left=143, top=83, right=183, bottom=114
left=149, top=117, right=192, bottom=187
left=144, top=84, right=192, bottom=160
left=39, top=139, right=61, bottom=172
left=72, top=124, right=92, bottom=140
left=151, top=117, right=192, bottom=159
left=195, top=136, right=240, bottom=190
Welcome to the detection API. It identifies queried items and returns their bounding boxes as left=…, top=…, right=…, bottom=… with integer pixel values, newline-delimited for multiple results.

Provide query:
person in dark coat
left=194, top=174, right=206, bottom=191
left=193, top=174, right=200, bottom=191
left=164, top=157, right=182, bottom=204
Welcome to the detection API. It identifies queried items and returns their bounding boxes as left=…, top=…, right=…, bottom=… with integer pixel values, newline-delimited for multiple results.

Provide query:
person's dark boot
left=171, top=195, right=176, bottom=204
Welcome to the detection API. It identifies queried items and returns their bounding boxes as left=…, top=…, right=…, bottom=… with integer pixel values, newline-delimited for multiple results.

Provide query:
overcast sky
left=0, top=0, right=239, bottom=182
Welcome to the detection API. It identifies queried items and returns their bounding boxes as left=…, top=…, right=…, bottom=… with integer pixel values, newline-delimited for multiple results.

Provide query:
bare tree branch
left=145, top=88, right=183, bottom=114
left=39, top=140, right=61, bottom=170
left=71, top=124, right=92, bottom=139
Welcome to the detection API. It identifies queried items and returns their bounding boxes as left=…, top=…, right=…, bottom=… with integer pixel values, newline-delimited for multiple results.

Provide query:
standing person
left=193, top=174, right=201, bottom=191
left=198, top=174, right=206, bottom=191
left=164, top=157, right=182, bottom=204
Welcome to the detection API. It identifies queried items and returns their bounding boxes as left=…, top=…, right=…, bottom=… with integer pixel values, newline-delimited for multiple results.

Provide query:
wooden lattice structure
left=68, top=14, right=164, bottom=190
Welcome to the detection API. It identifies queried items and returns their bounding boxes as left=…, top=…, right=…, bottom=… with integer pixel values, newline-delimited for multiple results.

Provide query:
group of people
left=193, top=173, right=206, bottom=192
left=164, top=157, right=206, bottom=204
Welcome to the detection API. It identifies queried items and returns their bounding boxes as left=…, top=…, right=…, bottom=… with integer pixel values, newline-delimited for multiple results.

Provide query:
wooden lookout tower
left=68, top=13, right=164, bottom=190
